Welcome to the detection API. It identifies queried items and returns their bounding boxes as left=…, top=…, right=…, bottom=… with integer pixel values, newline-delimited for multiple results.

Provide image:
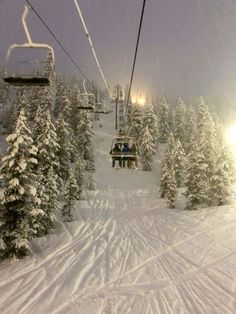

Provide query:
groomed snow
left=1, top=107, right=236, bottom=313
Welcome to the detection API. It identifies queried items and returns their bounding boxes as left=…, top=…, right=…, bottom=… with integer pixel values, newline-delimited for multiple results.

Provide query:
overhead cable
left=73, top=0, right=112, bottom=98
left=124, top=0, right=147, bottom=117
left=25, top=0, right=89, bottom=81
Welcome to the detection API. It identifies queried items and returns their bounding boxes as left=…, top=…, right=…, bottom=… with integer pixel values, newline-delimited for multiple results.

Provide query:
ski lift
left=78, top=80, right=95, bottom=111
left=94, top=96, right=112, bottom=114
left=110, top=135, right=138, bottom=169
left=3, top=5, right=55, bottom=87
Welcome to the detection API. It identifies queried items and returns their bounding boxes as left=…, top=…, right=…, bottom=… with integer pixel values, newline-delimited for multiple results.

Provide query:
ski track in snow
left=1, top=111, right=236, bottom=313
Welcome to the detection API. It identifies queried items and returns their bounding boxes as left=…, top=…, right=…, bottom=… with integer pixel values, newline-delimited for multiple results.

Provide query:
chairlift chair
left=94, top=96, right=112, bottom=114
left=78, top=79, right=95, bottom=111
left=3, top=6, right=55, bottom=87
left=110, top=135, right=138, bottom=169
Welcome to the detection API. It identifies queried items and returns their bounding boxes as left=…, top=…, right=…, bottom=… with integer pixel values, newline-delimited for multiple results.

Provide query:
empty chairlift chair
left=94, top=96, right=112, bottom=114
left=78, top=80, right=95, bottom=111
left=3, top=5, right=55, bottom=87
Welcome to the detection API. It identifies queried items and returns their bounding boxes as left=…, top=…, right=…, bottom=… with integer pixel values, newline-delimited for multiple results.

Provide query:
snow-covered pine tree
left=34, top=110, right=60, bottom=232
left=44, top=50, right=55, bottom=81
left=196, top=98, right=218, bottom=186
left=126, top=102, right=133, bottom=127
left=69, top=86, right=80, bottom=136
left=35, top=166, right=59, bottom=236
left=129, top=104, right=143, bottom=144
left=44, top=167, right=59, bottom=214
left=85, top=146, right=96, bottom=172
left=60, top=92, right=77, bottom=161
left=75, top=157, right=85, bottom=199
left=158, top=97, right=171, bottom=143
left=160, top=162, right=170, bottom=198
left=0, top=108, right=41, bottom=258
left=142, top=102, right=159, bottom=148
left=159, top=133, right=176, bottom=197
left=0, top=68, right=10, bottom=105
left=77, top=111, right=94, bottom=161
left=54, top=78, right=67, bottom=118
left=56, top=114, right=71, bottom=181
left=166, top=164, right=177, bottom=208
left=62, top=170, right=80, bottom=222
left=35, top=108, right=60, bottom=177
left=174, top=97, right=186, bottom=145
left=184, top=105, right=197, bottom=154
left=28, top=88, right=42, bottom=122
left=209, top=146, right=231, bottom=206
left=173, top=138, right=186, bottom=187
left=139, top=125, right=156, bottom=171
left=10, top=89, right=27, bottom=132
left=185, top=142, right=208, bottom=209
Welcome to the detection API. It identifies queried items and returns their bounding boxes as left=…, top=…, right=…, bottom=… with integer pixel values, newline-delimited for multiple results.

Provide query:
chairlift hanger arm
left=22, top=5, right=33, bottom=44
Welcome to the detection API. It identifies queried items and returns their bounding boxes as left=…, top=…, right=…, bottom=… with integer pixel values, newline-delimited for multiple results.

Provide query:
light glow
left=137, top=96, right=146, bottom=106
left=225, top=124, right=236, bottom=149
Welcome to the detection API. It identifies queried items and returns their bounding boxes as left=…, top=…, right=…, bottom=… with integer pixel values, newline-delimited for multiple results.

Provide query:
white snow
left=29, top=185, right=37, bottom=197
left=18, top=158, right=27, bottom=171
left=9, top=178, right=19, bottom=187
left=1, top=108, right=236, bottom=313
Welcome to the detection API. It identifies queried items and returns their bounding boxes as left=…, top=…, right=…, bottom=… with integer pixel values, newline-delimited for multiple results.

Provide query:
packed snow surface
left=1, top=109, right=236, bottom=314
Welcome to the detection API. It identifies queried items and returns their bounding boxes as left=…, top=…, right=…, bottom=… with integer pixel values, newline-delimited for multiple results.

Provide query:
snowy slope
left=1, top=108, right=236, bottom=313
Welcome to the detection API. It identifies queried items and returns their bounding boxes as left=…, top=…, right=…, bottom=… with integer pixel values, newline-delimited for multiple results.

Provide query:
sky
left=1, top=0, right=236, bottom=104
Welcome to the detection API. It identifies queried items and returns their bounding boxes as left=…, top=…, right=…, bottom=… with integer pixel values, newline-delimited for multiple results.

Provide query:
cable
left=124, top=0, right=147, bottom=118
left=25, top=0, right=89, bottom=81
left=73, top=0, right=112, bottom=98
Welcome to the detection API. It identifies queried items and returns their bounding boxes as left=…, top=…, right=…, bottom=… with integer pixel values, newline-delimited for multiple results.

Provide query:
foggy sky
left=1, top=0, right=236, bottom=103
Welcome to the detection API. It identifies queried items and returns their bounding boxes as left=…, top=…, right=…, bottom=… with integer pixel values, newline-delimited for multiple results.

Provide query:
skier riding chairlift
left=110, top=143, right=122, bottom=168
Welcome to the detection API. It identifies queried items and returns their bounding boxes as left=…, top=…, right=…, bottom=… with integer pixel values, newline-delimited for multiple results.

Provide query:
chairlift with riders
left=110, top=133, right=138, bottom=169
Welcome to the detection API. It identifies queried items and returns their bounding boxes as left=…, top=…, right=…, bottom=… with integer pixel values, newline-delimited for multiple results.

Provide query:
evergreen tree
left=142, top=102, right=159, bottom=148
left=185, top=142, right=208, bottom=209
left=54, top=78, right=66, bottom=118
left=62, top=171, right=80, bottom=222
left=158, top=97, right=171, bottom=143
left=0, top=108, right=41, bottom=258
left=11, top=90, right=27, bottom=132
left=173, top=139, right=186, bottom=187
left=0, top=68, right=10, bottom=105
left=28, top=88, right=42, bottom=122
left=69, top=86, right=80, bottom=135
left=210, top=147, right=231, bottom=206
left=85, top=146, right=96, bottom=172
left=159, top=133, right=176, bottom=198
left=75, top=158, right=85, bottom=199
left=139, top=125, right=156, bottom=171
left=160, top=162, right=170, bottom=198
left=56, top=114, right=71, bottom=181
left=60, top=92, right=77, bottom=161
left=35, top=108, right=60, bottom=177
left=77, top=111, right=94, bottom=161
left=44, top=50, right=55, bottom=81
left=184, top=105, right=197, bottom=154
left=174, top=97, right=186, bottom=145
left=166, top=164, right=177, bottom=208
left=196, top=98, right=218, bottom=184
left=129, top=104, right=143, bottom=144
